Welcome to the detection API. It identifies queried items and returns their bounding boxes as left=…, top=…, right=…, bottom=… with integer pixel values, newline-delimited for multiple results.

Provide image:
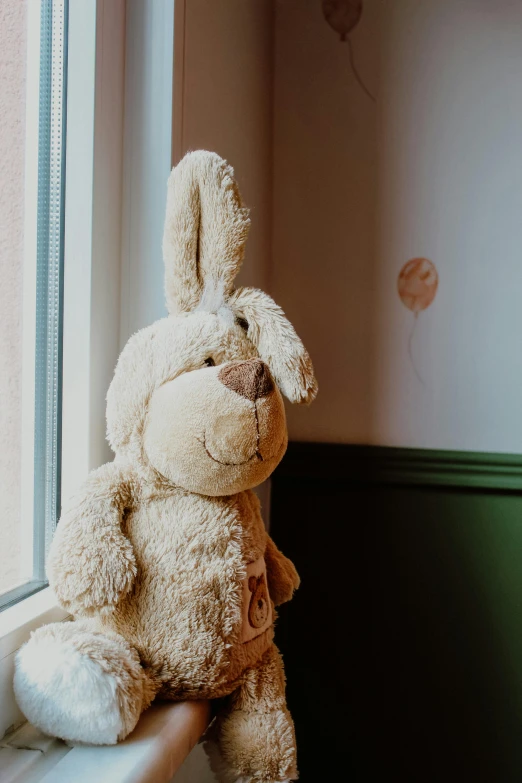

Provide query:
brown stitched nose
left=218, top=359, right=274, bottom=402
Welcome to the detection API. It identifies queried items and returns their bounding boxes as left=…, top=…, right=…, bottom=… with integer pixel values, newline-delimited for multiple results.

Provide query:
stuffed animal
left=14, top=151, right=317, bottom=783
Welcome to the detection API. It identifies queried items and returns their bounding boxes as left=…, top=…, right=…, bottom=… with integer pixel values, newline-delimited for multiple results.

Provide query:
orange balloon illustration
left=322, top=0, right=362, bottom=41
left=397, top=258, right=438, bottom=314
left=397, top=258, right=438, bottom=386
left=322, top=0, right=375, bottom=102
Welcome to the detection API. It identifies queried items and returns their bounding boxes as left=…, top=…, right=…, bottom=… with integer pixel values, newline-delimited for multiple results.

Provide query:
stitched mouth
left=197, top=401, right=286, bottom=467
left=197, top=434, right=263, bottom=467
left=198, top=430, right=286, bottom=467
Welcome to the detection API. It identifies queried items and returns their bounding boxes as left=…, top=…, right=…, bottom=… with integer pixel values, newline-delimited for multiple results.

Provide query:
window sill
left=0, top=587, right=70, bottom=661
left=0, top=591, right=211, bottom=782
left=0, top=700, right=211, bottom=783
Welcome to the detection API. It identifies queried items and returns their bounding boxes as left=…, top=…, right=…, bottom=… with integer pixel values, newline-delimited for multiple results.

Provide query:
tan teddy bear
left=14, top=151, right=317, bottom=783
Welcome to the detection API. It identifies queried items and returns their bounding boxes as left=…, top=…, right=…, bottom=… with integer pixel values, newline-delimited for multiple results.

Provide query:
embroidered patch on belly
left=241, top=556, right=273, bottom=643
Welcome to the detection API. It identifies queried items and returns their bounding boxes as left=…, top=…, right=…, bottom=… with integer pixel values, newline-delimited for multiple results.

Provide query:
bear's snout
left=218, top=359, right=273, bottom=402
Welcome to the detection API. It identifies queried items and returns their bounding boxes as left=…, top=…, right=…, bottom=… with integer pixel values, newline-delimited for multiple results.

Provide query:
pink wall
left=273, top=0, right=522, bottom=452
left=0, top=0, right=26, bottom=592
left=174, top=0, right=273, bottom=293
left=272, top=0, right=379, bottom=443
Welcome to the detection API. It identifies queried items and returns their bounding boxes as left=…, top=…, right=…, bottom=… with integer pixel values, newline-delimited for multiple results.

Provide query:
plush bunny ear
left=163, top=151, right=250, bottom=314
left=229, top=287, right=318, bottom=404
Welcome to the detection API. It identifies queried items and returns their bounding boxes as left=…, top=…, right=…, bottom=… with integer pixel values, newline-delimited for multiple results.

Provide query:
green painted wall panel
left=271, top=444, right=522, bottom=782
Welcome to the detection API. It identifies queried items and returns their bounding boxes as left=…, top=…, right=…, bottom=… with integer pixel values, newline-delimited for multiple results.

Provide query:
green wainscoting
left=270, top=443, right=522, bottom=782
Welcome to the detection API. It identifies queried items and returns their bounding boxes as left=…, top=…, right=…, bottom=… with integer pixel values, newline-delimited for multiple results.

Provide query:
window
left=0, top=0, right=174, bottom=747
left=0, top=0, right=68, bottom=611
left=0, top=0, right=170, bottom=617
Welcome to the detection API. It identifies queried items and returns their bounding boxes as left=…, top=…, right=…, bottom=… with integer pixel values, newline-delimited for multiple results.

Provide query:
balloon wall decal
left=397, top=258, right=439, bottom=384
left=322, top=0, right=362, bottom=40
left=321, top=0, right=375, bottom=102
left=398, top=258, right=438, bottom=313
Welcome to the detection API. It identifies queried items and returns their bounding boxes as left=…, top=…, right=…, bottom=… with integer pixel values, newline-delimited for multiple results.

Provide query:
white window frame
left=6, top=0, right=69, bottom=614
left=19, top=0, right=44, bottom=594
left=0, top=0, right=175, bottom=742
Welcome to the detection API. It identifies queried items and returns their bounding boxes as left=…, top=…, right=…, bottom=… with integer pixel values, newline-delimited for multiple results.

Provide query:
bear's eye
left=236, top=317, right=249, bottom=332
left=203, top=357, right=215, bottom=367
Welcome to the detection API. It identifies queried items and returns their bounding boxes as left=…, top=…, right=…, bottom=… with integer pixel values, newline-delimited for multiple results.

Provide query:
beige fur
left=229, top=288, right=317, bottom=405
left=14, top=152, right=316, bottom=782
left=15, top=621, right=154, bottom=744
left=163, top=151, right=250, bottom=315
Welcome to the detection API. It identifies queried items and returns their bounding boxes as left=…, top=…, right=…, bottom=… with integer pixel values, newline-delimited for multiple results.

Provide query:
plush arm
left=48, top=461, right=138, bottom=616
left=265, top=535, right=300, bottom=606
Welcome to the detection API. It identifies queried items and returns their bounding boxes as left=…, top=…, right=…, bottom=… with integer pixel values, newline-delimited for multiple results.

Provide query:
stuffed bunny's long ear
left=163, top=151, right=250, bottom=315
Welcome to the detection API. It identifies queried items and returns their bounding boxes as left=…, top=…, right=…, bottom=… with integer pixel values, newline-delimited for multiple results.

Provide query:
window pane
left=0, top=1, right=28, bottom=597
left=0, top=0, right=68, bottom=609
left=33, top=0, right=68, bottom=579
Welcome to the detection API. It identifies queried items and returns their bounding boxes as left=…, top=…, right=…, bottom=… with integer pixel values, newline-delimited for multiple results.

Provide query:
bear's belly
left=97, top=491, right=272, bottom=697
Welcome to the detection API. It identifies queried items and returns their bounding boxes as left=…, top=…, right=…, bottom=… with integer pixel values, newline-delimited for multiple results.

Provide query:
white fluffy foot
left=14, top=622, right=148, bottom=745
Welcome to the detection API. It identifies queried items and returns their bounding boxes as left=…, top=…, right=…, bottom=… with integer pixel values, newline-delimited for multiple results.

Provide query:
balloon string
left=408, top=313, right=425, bottom=386
left=347, top=36, right=376, bottom=103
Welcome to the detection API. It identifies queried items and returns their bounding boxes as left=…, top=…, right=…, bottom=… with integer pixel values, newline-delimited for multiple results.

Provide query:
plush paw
left=14, top=622, right=147, bottom=744
left=49, top=533, right=136, bottom=615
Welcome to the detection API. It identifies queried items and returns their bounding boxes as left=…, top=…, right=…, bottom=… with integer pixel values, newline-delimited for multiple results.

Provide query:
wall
left=273, top=0, right=379, bottom=444
left=270, top=4, right=522, bottom=778
left=273, top=0, right=522, bottom=454
left=0, top=0, right=26, bottom=593
left=174, top=0, right=273, bottom=292
left=271, top=443, right=522, bottom=780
